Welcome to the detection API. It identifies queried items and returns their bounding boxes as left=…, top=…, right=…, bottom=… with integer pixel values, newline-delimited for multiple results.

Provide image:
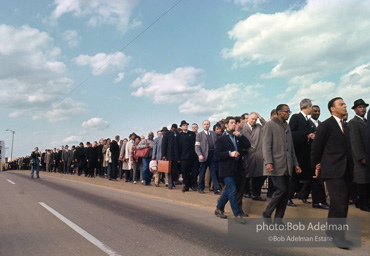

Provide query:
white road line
left=39, top=202, right=121, bottom=256
left=6, top=179, right=15, bottom=185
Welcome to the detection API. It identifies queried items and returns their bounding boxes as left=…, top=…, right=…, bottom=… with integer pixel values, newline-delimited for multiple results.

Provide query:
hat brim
left=352, top=103, right=369, bottom=109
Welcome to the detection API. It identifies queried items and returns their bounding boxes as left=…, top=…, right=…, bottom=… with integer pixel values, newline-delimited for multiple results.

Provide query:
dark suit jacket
left=161, top=131, right=180, bottom=162
left=76, top=147, right=85, bottom=160
left=110, top=140, right=120, bottom=161
left=367, top=110, right=370, bottom=176
left=57, top=150, right=62, bottom=164
left=215, top=132, right=251, bottom=178
left=311, top=116, right=353, bottom=179
left=178, top=131, right=197, bottom=160
left=348, top=115, right=368, bottom=183
left=87, top=147, right=98, bottom=168
left=289, top=113, right=316, bottom=180
left=97, top=144, right=104, bottom=162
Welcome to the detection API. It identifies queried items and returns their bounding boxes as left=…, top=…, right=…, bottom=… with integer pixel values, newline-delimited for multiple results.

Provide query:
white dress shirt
left=332, top=115, right=344, bottom=133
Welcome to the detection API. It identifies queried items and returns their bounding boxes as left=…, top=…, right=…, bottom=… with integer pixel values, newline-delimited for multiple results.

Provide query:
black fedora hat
left=352, top=98, right=369, bottom=109
left=180, top=120, right=189, bottom=126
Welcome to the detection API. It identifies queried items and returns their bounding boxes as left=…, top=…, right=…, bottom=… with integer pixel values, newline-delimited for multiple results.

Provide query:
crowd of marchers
left=25, top=97, right=369, bottom=246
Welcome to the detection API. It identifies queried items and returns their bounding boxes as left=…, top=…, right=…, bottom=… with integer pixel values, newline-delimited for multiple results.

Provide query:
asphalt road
left=1, top=171, right=368, bottom=256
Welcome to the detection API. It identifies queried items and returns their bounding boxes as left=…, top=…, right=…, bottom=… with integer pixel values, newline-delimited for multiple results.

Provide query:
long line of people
left=26, top=98, right=369, bottom=222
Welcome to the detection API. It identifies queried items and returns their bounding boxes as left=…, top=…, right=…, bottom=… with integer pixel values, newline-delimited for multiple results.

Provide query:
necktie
left=341, top=120, right=346, bottom=135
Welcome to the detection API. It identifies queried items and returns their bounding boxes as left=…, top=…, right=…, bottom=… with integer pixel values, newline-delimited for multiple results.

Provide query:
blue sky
left=1, top=0, right=370, bottom=158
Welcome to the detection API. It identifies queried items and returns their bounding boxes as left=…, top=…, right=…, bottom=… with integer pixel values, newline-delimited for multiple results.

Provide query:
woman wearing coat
left=102, top=139, right=109, bottom=178
left=105, top=139, right=112, bottom=179
left=130, top=136, right=142, bottom=184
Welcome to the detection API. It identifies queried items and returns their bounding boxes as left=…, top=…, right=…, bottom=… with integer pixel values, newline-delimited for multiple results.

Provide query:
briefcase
left=157, top=160, right=171, bottom=173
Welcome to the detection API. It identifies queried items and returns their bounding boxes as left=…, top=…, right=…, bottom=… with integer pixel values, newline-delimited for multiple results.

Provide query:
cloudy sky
left=1, top=0, right=370, bottom=158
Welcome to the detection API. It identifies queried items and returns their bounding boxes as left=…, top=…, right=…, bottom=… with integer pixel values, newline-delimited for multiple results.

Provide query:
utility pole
left=5, top=129, right=15, bottom=161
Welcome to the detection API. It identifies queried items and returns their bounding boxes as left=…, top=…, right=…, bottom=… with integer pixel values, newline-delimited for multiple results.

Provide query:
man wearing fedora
left=178, top=120, right=198, bottom=192
left=348, top=99, right=370, bottom=212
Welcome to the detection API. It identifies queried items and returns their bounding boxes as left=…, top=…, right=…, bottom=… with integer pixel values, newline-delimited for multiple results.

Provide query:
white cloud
left=131, top=67, right=203, bottom=104
left=280, top=63, right=370, bottom=111
left=286, top=81, right=336, bottom=109
left=62, top=29, right=81, bottom=48
left=0, top=25, right=86, bottom=122
left=74, top=52, right=131, bottom=76
left=180, top=83, right=266, bottom=115
left=32, top=98, right=88, bottom=123
left=209, top=112, right=230, bottom=123
left=82, top=117, right=110, bottom=130
left=114, top=72, right=125, bottom=83
left=233, top=0, right=268, bottom=10
left=223, top=0, right=370, bottom=81
left=337, top=63, right=370, bottom=106
left=0, top=25, right=66, bottom=84
left=132, top=67, right=267, bottom=118
left=63, top=135, right=82, bottom=143
left=50, top=0, right=141, bottom=33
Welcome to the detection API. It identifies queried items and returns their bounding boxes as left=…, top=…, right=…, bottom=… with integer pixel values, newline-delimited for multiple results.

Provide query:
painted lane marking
left=6, top=179, right=15, bottom=185
left=39, top=202, right=121, bottom=256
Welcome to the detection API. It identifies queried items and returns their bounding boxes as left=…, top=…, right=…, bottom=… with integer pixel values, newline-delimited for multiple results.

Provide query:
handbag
left=149, top=160, right=158, bottom=173
left=135, top=147, right=150, bottom=158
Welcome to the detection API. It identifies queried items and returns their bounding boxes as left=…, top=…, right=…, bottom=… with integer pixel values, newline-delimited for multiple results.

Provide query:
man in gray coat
left=195, top=120, right=221, bottom=194
left=62, top=145, right=70, bottom=174
left=262, top=104, right=301, bottom=224
left=241, top=112, right=267, bottom=201
left=152, top=128, right=167, bottom=187
left=348, top=99, right=370, bottom=212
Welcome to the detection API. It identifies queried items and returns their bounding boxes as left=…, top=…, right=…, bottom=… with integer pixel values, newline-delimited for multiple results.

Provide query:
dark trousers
left=110, top=158, right=118, bottom=179
left=125, top=170, right=131, bottom=181
left=96, top=161, right=103, bottom=177
left=191, top=161, right=199, bottom=188
left=67, top=162, right=72, bottom=174
left=217, top=163, right=243, bottom=217
left=198, top=150, right=220, bottom=191
left=325, top=175, right=350, bottom=219
left=267, top=176, right=275, bottom=196
left=118, top=161, right=123, bottom=179
left=349, top=182, right=358, bottom=205
left=181, top=158, right=199, bottom=189
left=325, top=172, right=351, bottom=239
left=142, top=157, right=153, bottom=185
left=244, top=177, right=251, bottom=195
left=252, top=176, right=267, bottom=197
left=298, top=178, right=327, bottom=204
left=264, top=176, right=290, bottom=218
left=357, top=183, right=370, bottom=208
left=58, top=163, right=64, bottom=173
left=78, top=162, right=85, bottom=176
left=88, top=167, right=95, bottom=177
left=168, top=160, right=179, bottom=187
left=63, top=161, right=69, bottom=174
left=288, top=172, right=302, bottom=200
left=311, top=178, right=327, bottom=204
left=236, top=169, right=247, bottom=210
